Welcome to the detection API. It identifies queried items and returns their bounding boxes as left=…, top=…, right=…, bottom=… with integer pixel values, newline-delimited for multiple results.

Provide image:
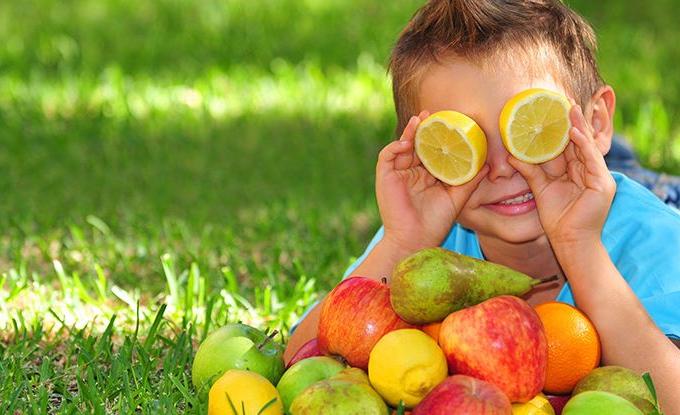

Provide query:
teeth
left=499, top=192, right=534, bottom=205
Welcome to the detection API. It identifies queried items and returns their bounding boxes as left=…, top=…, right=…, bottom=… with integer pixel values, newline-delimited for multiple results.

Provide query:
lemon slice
left=499, top=88, right=572, bottom=164
left=415, top=111, right=487, bottom=186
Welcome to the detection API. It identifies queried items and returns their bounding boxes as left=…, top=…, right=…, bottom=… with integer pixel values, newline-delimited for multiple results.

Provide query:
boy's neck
left=478, top=234, right=562, bottom=280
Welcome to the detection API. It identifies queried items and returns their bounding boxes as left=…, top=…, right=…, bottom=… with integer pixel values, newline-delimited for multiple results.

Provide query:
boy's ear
left=585, top=85, right=616, bottom=155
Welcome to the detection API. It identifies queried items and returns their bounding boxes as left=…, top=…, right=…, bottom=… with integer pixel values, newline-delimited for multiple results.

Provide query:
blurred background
left=1, top=0, right=679, bottom=411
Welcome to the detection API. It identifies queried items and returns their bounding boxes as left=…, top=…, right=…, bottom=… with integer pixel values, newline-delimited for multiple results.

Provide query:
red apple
left=413, top=375, right=512, bottom=414
left=286, top=338, right=322, bottom=369
left=317, top=276, right=413, bottom=369
left=546, top=394, right=570, bottom=415
left=439, top=295, right=547, bottom=403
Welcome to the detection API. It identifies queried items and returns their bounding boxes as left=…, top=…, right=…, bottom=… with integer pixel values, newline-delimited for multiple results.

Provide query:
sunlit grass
left=0, top=56, right=390, bottom=123
left=0, top=250, right=318, bottom=335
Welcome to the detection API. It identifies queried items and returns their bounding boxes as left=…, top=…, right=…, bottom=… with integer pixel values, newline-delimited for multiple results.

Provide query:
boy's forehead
left=416, top=54, right=567, bottom=116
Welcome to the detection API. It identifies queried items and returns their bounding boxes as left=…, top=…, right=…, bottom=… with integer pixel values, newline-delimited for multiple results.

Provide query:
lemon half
left=415, top=110, right=487, bottom=186
left=499, top=88, right=572, bottom=164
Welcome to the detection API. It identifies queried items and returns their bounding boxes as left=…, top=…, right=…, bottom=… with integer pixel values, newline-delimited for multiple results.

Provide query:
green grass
left=1, top=0, right=679, bottom=412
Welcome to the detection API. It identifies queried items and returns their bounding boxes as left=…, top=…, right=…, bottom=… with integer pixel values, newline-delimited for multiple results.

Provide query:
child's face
left=418, top=56, right=575, bottom=245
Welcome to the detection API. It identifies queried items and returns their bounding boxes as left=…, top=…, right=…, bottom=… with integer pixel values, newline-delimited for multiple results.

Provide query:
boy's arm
left=511, top=105, right=680, bottom=412
left=283, top=299, right=322, bottom=364
left=344, top=237, right=424, bottom=283
left=555, top=241, right=680, bottom=413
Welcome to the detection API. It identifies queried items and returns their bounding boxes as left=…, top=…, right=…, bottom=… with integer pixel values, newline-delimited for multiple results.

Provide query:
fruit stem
left=535, top=274, right=559, bottom=285
left=381, top=277, right=388, bottom=285
left=257, top=329, right=279, bottom=351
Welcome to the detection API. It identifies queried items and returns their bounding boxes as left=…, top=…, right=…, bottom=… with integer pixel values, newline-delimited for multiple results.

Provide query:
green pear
left=562, top=390, right=643, bottom=415
left=276, top=356, right=345, bottom=414
left=391, top=247, right=549, bottom=324
left=289, top=368, right=388, bottom=415
left=573, top=366, right=657, bottom=414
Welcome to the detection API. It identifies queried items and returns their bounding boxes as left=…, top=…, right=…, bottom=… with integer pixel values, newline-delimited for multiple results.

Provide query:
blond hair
left=389, top=0, right=604, bottom=135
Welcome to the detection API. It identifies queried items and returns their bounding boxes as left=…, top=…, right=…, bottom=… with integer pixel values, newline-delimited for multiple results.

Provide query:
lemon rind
left=500, top=90, right=572, bottom=164
left=415, top=111, right=487, bottom=186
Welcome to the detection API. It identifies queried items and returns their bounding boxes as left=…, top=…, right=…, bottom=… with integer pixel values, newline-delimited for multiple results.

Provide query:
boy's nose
left=485, top=136, right=516, bottom=182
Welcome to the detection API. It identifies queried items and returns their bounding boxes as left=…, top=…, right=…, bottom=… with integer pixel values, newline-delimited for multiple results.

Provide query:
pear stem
left=535, top=274, right=559, bottom=285
left=257, top=329, right=279, bottom=351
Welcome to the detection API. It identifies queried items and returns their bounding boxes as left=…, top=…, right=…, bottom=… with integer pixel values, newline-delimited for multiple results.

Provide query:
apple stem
left=381, top=277, right=388, bottom=285
left=535, top=274, right=559, bottom=285
left=257, top=329, right=279, bottom=351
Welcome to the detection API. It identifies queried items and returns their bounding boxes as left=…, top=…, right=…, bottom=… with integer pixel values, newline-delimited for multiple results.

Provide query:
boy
left=285, top=0, right=680, bottom=411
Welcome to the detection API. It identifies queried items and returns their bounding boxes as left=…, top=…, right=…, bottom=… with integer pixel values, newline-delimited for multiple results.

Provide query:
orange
left=534, top=302, right=601, bottom=394
left=421, top=322, right=441, bottom=343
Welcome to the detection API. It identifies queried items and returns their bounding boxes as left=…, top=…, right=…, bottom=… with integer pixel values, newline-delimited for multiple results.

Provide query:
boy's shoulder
left=606, top=171, right=680, bottom=238
left=602, top=172, right=680, bottom=284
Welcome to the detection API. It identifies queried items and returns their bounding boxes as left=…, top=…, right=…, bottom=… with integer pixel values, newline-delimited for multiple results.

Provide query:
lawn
left=1, top=0, right=679, bottom=412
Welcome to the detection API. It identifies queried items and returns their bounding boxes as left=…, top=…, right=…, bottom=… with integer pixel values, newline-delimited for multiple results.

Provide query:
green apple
left=192, top=323, right=285, bottom=391
left=289, top=368, right=388, bottom=414
left=562, top=391, right=643, bottom=415
left=276, top=356, right=345, bottom=414
left=329, top=367, right=372, bottom=384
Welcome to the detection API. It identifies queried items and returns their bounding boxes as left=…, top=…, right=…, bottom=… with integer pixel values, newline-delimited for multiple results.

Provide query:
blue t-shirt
left=343, top=172, right=680, bottom=338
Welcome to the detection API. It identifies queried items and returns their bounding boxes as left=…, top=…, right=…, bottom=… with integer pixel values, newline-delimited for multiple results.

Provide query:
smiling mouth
left=497, top=192, right=534, bottom=205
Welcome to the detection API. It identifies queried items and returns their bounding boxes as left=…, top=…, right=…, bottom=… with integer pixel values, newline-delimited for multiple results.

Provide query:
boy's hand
left=508, top=105, right=616, bottom=247
left=376, top=111, right=489, bottom=253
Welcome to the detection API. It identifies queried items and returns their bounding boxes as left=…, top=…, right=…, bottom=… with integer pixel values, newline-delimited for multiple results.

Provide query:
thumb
left=446, top=164, right=489, bottom=209
left=507, top=156, right=548, bottom=191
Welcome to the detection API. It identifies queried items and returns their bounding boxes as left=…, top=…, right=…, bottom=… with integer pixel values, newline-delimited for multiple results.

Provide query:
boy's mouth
left=483, top=191, right=536, bottom=216
left=498, top=192, right=534, bottom=205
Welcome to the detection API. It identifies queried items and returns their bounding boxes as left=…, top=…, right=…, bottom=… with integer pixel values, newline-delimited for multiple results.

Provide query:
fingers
left=399, top=115, right=420, bottom=142
left=377, top=137, right=414, bottom=177
left=398, top=111, right=430, bottom=142
left=378, top=114, right=425, bottom=176
left=507, top=156, right=549, bottom=193
left=563, top=140, right=577, bottom=162
left=569, top=104, right=593, bottom=140
left=418, top=110, right=430, bottom=122
left=454, top=164, right=489, bottom=193
left=446, top=164, right=490, bottom=211
left=569, top=105, right=608, bottom=172
left=378, top=111, right=430, bottom=170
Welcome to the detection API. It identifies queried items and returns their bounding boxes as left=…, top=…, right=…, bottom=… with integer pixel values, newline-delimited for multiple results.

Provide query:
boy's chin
left=498, top=228, right=546, bottom=244
left=474, top=216, right=546, bottom=245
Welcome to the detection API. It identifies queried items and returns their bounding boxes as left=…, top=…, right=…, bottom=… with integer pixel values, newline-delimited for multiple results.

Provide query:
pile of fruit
left=192, top=248, right=661, bottom=415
